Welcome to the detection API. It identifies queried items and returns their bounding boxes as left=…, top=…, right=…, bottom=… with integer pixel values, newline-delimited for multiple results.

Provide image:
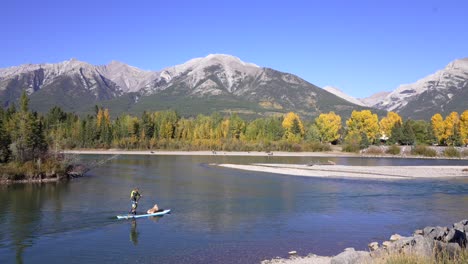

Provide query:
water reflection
left=130, top=220, right=139, bottom=246
left=0, top=182, right=69, bottom=264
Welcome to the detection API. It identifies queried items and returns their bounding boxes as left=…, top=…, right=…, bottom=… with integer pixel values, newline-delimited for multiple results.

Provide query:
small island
left=0, top=92, right=86, bottom=183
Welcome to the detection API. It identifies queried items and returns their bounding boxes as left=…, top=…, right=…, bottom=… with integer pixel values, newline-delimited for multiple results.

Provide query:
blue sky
left=1, top=0, right=467, bottom=98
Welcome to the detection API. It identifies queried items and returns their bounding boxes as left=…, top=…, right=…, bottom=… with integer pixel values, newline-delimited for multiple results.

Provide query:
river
left=1, top=155, right=468, bottom=263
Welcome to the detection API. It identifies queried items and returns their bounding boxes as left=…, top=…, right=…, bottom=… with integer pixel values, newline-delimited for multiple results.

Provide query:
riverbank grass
left=377, top=249, right=468, bottom=264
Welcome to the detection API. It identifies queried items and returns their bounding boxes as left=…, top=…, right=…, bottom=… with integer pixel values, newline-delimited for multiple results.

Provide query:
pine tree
left=359, top=132, right=369, bottom=149
left=0, top=116, right=11, bottom=163
left=388, top=122, right=403, bottom=145
left=400, top=120, right=415, bottom=145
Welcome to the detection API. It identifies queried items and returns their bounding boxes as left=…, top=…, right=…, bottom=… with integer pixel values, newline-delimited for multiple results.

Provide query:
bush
left=411, top=145, right=437, bottom=157
left=386, top=145, right=401, bottom=155
left=303, top=142, right=331, bottom=152
left=444, top=147, right=461, bottom=158
left=342, top=143, right=360, bottom=153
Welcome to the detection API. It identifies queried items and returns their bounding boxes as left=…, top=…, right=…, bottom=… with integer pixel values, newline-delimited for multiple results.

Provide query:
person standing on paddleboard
left=130, top=188, right=142, bottom=215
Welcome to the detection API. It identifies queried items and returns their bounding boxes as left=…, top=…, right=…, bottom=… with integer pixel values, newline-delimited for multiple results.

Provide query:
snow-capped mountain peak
left=373, top=58, right=468, bottom=113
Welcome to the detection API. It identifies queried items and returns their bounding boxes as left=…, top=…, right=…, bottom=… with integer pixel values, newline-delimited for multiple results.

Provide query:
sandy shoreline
left=215, top=163, right=468, bottom=180
left=64, top=149, right=355, bottom=157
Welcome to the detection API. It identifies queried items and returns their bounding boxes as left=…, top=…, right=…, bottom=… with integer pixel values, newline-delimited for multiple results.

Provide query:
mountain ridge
left=0, top=54, right=382, bottom=119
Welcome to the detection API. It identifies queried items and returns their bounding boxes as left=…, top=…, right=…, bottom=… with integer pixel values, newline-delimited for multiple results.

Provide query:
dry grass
left=365, top=146, right=385, bottom=155
left=411, top=145, right=437, bottom=157
left=444, top=147, right=461, bottom=158
left=375, top=248, right=468, bottom=264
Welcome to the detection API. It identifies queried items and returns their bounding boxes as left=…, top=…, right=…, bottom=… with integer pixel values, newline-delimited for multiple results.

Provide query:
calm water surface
left=1, top=155, right=468, bottom=264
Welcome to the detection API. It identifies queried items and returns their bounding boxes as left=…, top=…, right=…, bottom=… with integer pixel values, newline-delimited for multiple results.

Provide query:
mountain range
left=0, top=54, right=378, bottom=119
left=325, top=58, right=468, bottom=119
left=1, top=55, right=466, bottom=120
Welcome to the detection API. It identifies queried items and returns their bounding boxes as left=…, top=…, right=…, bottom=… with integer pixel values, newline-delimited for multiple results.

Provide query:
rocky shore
left=262, top=219, right=468, bottom=264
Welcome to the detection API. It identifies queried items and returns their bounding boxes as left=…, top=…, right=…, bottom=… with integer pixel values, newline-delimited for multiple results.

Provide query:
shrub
left=411, top=145, right=437, bottom=157
left=303, top=142, right=331, bottom=152
left=444, top=147, right=461, bottom=158
left=342, top=143, right=360, bottom=153
left=386, top=145, right=401, bottom=155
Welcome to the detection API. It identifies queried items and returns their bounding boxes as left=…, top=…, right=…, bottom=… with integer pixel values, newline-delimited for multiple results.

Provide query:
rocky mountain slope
left=372, top=58, right=468, bottom=119
left=359, top=91, right=390, bottom=107
left=0, top=54, right=375, bottom=118
left=323, top=86, right=366, bottom=107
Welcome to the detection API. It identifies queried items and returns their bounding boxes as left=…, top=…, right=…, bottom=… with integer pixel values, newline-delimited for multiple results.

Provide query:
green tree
left=388, top=122, right=403, bottom=145
left=228, top=113, right=245, bottom=140
left=28, top=113, right=48, bottom=160
left=0, top=116, right=11, bottom=163
left=400, top=120, right=415, bottom=145
left=305, top=124, right=321, bottom=142
left=359, top=132, right=370, bottom=149
left=265, top=117, right=284, bottom=141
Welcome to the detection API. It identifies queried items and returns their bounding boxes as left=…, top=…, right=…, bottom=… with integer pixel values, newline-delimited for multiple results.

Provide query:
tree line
left=1, top=92, right=468, bottom=165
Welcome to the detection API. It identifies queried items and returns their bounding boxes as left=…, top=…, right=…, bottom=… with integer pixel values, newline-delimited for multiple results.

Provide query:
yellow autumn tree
left=431, top=113, right=445, bottom=144
left=444, top=112, right=460, bottom=146
left=315, top=112, right=342, bottom=143
left=379, top=111, right=402, bottom=138
left=460, top=110, right=468, bottom=145
left=282, top=112, right=305, bottom=138
left=345, top=110, right=379, bottom=142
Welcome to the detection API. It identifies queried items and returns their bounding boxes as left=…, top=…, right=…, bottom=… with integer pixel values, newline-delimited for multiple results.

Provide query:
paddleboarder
left=130, top=188, right=142, bottom=215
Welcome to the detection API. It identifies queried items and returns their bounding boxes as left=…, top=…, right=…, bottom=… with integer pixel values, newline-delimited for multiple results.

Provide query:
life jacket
left=130, top=190, right=140, bottom=200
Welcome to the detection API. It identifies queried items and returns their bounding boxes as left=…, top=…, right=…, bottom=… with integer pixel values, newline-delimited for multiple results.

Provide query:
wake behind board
left=116, top=209, right=171, bottom=220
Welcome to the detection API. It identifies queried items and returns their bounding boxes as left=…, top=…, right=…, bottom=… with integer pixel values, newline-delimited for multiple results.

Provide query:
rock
left=382, top=241, right=391, bottom=249
left=331, top=248, right=370, bottom=264
left=424, top=226, right=448, bottom=240
left=409, top=235, right=435, bottom=257
left=423, top=226, right=435, bottom=236
left=390, top=237, right=415, bottom=252
left=453, top=219, right=468, bottom=233
left=435, top=241, right=462, bottom=258
left=390, top=234, right=403, bottom=241
left=414, top=229, right=424, bottom=235
left=368, top=242, right=379, bottom=251
left=444, top=228, right=467, bottom=247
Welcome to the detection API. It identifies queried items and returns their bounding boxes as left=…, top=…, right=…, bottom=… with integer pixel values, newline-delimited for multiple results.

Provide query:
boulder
left=444, top=228, right=467, bottom=247
left=423, top=226, right=435, bottom=236
left=382, top=241, right=391, bottom=249
left=424, top=226, right=448, bottom=241
left=368, top=242, right=379, bottom=251
left=409, top=235, right=435, bottom=257
left=435, top=241, right=462, bottom=258
left=414, top=229, right=423, bottom=236
left=331, top=248, right=370, bottom=264
left=390, top=234, right=403, bottom=242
